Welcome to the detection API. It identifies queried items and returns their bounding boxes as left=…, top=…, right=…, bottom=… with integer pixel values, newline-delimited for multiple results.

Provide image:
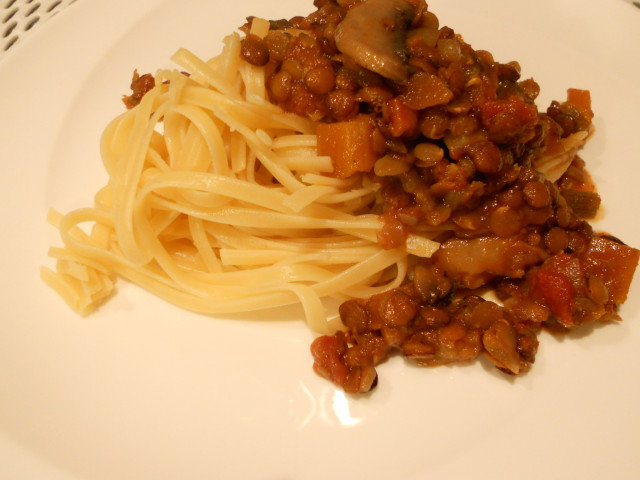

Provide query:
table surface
left=1, top=0, right=78, bottom=58
left=2, top=0, right=639, bottom=62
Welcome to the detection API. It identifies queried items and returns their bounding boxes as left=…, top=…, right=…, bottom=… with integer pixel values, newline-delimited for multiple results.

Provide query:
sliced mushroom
left=335, top=0, right=415, bottom=83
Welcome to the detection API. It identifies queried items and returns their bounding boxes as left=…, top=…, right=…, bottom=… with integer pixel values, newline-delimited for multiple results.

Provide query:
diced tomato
left=384, top=97, right=418, bottom=137
left=531, top=258, right=576, bottom=326
left=480, top=95, right=538, bottom=127
left=310, top=335, right=349, bottom=386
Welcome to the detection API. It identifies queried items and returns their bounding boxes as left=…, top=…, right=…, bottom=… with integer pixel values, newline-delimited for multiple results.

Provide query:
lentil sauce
left=123, top=1, right=640, bottom=394
left=240, top=0, right=640, bottom=393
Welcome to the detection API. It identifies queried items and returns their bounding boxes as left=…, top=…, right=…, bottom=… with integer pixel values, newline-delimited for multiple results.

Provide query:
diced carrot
left=317, top=117, right=377, bottom=178
left=401, top=72, right=454, bottom=110
left=580, top=237, right=640, bottom=304
left=567, top=88, right=594, bottom=121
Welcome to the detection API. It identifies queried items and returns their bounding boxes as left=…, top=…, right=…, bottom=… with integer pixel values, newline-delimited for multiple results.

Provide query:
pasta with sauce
left=43, top=0, right=639, bottom=394
left=42, top=18, right=438, bottom=334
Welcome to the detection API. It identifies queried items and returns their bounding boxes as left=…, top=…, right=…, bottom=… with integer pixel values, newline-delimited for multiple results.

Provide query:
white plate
left=1, top=0, right=639, bottom=478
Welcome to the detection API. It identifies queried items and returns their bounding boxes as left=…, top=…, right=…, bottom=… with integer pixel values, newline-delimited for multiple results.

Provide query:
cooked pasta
left=42, top=22, right=438, bottom=334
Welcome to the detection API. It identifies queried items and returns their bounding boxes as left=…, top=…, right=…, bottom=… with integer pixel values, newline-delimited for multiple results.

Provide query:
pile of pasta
left=42, top=19, right=438, bottom=334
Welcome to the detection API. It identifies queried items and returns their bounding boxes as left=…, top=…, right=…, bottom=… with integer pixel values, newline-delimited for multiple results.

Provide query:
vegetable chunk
left=317, top=117, right=378, bottom=178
